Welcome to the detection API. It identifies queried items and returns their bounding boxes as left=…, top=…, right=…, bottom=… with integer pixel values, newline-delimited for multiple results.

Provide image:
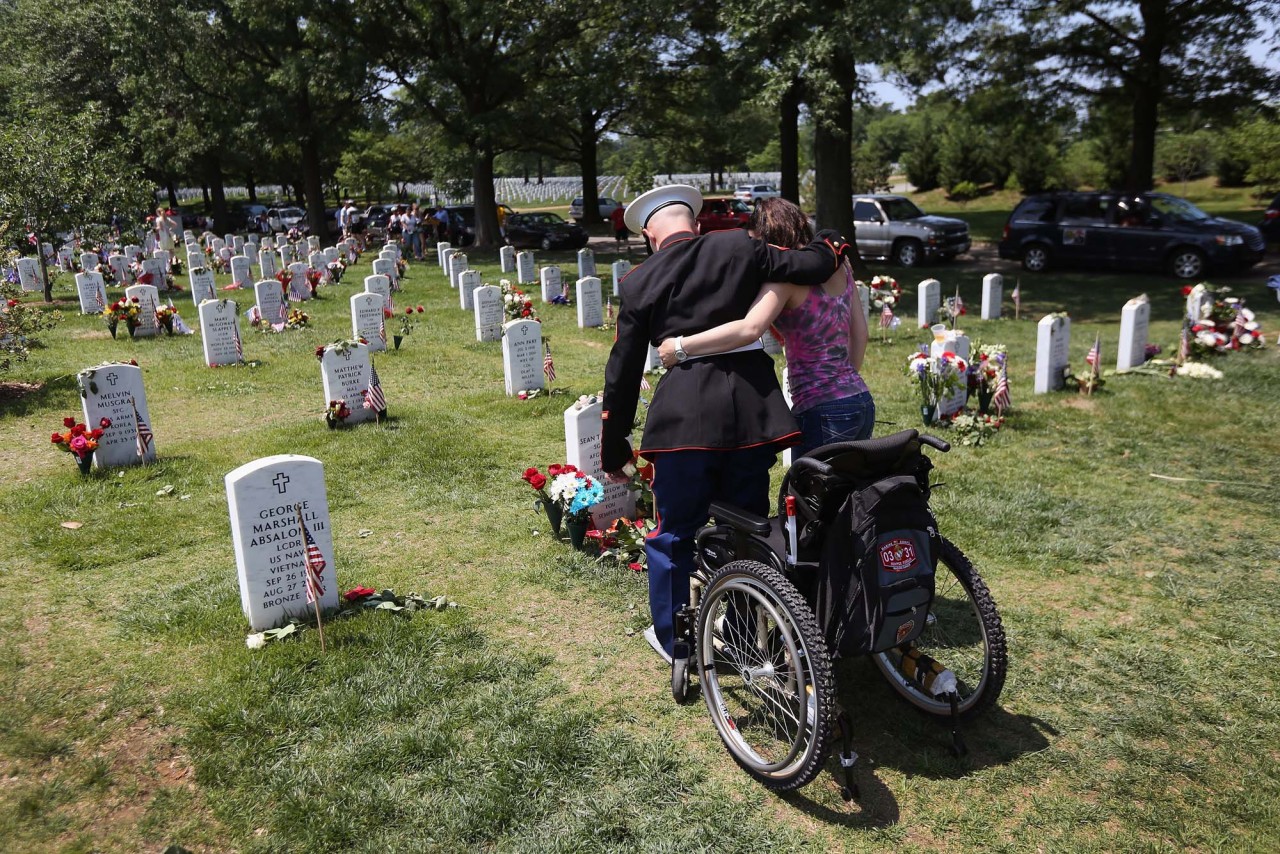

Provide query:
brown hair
left=747, top=197, right=812, bottom=249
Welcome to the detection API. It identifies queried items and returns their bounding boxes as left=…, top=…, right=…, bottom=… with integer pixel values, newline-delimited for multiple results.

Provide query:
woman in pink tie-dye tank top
left=658, top=197, right=873, bottom=457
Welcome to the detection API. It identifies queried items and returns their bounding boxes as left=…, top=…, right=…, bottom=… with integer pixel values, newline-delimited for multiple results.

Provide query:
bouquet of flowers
left=967, top=343, right=1007, bottom=406
left=325, top=399, right=351, bottom=428
left=1182, top=282, right=1268, bottom=356
left=327, top=259, right=346, bottom=284
left=524, top=463, right=577, bottom=534
left=285, top=308, right=309, bottom=329
left=102, top=297, right=141, bottom=337
left=155, top=303, right=180, bottom=334
left=597, top=517, right=656, bottom=571
left=906, top=346, right=967, bottom=410
left=501, top=279, right=537, bottom=322
left=306, top=269, right=323, bottom=297
left=51, top=415, right=109, bottom=474
left=548, top=467, right=604, bottom=523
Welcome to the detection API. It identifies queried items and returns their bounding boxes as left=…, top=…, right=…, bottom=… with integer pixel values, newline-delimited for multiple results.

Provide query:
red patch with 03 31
left=895, top=621, right=916, bottom=644
left=879, top=538, right=918, bottom=572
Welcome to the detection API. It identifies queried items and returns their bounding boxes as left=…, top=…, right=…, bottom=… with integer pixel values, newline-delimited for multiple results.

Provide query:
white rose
left=246, top=632, right=266, bottom=649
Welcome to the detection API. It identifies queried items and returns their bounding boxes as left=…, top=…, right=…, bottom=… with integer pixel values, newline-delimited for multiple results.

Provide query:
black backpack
left=815, top=474, right=939, bottom=657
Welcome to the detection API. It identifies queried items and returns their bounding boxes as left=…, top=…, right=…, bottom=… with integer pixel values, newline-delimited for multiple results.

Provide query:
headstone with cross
left=77, top=362, right=157, bottom=467
left=225, top=454, right=339, bottom=631
left=319, top=341, right=377, bottom=424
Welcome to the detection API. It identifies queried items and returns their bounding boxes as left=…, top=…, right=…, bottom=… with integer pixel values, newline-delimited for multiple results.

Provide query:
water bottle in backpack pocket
left=816, top=475, right=939, bottom=657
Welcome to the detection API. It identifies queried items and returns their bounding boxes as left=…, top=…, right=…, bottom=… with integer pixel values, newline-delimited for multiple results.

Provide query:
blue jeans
left=795, top=392, right=875, bottom=458
left=645, top=445, right=778, bottom=656
left=408, top=231, right=423, bottom=259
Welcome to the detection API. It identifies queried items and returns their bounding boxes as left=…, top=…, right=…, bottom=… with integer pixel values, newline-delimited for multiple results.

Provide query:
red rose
left=416, top=306, right=424, bottom=313
left=90, top=429, right=103, bottom=439
left=628, top=562, right=644, bottom=572
left=343, top=586, right=377, bottom=602
left=528, top=473, right=547, bottom=490
left=405, top=307, right=413, bottom=314
left=129, top=360, right=137, bottom=366
left=70, top=424, right=85, bottom=436
left=51, top=433, right=63, bottom=444
left=130, top=296, right=139, bottom=303
left=1181, top=286, right=1193, bottom=296
left=521, top=308, right=531, bottom=317
left=547, top=464, right=564, bottom=477
left=521, top=466, right=540, bottom=483
left=63, top=417, right=76, bottom=428
left=99, top=417, right=112, bottom=431
left=5, top=299, right=16, bottom=308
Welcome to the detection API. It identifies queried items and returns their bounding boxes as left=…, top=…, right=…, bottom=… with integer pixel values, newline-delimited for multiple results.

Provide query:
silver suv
left=852, top=195, right=970, bottom=267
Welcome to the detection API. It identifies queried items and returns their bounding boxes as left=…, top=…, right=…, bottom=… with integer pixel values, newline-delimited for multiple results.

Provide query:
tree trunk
left=537, top=155, right=544, bottom=184
left=779, top=79, right=801, bottom=203
left=709, top=170, right=717, bottom=193
left=202, top=185, right=211, bottom=207
left=207, top=156, right=228, bottom=235
left=579, top=112, right=602, bottom=224
left=247, top=177, right=258, bottom=203
left=813, top=57, right=856, bottom=238
left=1127, top=1, right=1166, bottom=193
left=166, top=181, right=178, bottom=209
left=36, top=229, right=52, bottom=303
left=472, top=146, right=501, bottom=248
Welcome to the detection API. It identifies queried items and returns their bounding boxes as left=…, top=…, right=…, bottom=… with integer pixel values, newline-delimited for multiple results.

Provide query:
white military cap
left=623, top=184, right=703, bottom=234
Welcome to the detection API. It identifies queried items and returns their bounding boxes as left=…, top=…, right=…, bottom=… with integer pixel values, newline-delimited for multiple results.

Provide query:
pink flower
left=69, top=434, right=89, bottom=454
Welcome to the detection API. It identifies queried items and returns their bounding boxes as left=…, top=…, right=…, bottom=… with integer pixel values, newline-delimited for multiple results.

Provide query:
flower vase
left=541, top=500, right=564, bottom=536
left=921, top=403, right=938, bottom=426
left=75, top=452, right=93, bottom=475
left=977, top=388, right=993, bottom=416
left=566, top=517, right=589, bottom=550
left=393, top=335, right=403, bottom=350
left=126, top=319, right=138, bottom=338
left=326, top=418, right=338, bottom=430
left=107, top=319, right=118, bottom=339
left=160, top=317, right=174, bottom=336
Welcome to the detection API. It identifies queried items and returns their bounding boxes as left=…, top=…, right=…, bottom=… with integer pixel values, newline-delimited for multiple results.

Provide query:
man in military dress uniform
left=600, top=184, right=853, bottom=662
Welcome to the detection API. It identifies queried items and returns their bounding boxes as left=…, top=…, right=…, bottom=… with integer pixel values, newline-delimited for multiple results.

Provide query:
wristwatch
left=674, top=336, right=688, bottom=363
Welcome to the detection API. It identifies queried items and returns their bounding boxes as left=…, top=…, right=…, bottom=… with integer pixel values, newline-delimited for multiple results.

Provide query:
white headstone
left=212, top=238, right=226, bottom=257
left=448, top=253, right=467, bottom=290
left=917, top=278, right=941, bottom=329
left=350, top=291, right=388, bottom=353
left=319, top=342, right=376, bottom=424
left=500, top=245, right=516, bottom=273
left=576, top=276, right=603, bottom=328
left=124, top=284, right=160, bottom=337
left=762, top=330, right=783, bottom=355
left=441, top=248, right=458, bottom=283
left=232, top=236, right=245, bottom=255
left=254, top=279, right=286, bottom=327
left=75, top=272, right=107, bottom=314
left=187, top=251, right=205, bottom=274
left=288, top=262, right=310, bottom=301
left=459, top=270, right=481, bottom=311
left=373, top=258, right=395, bottom=289
left=189, top=266, right=217, bottom=304
left=363, top=274, right=391, bottom=304
left=437, top=242, right=451, bottom=271
left=58, top=247, right=75, bottom=270
left=577, top=248, right=596, bottom=280
left=930, top=332, right=971, bottom=417
left=857, top=283, right=871, bottom=325
left=307, top=235, right=320, bottom=253
left=258, top=248, right=279, bottom=280
left=517, top=251, right=536, bottom=285
left=308, top=251, right=325, bottom=273
left=1034, top=315, right=1071, bottom=394
left=646, top=343, right=663, bottom=372
left=199, top=298, right=244, bottom=366
left=77, top=362, right=157, bottom=467
left=16, top=257, right=40, bottom=292
left=224, top=233, right=236, bottom=248
left=540, top=265, right=563, bottom=303
left=231, top=255, right=253, bottom=289
left=1186, top=287, right=1211, bottom=323
left=278, top=245, right=293, bottom=270
left=323, top=247, right=339, bottom=265
left=224, top=455, right=339, bottom=631
left=153, top=249, right=171, bottom=275
left=474, top=286, right=503, bottom=342
left=125, top=244, right=142, bottom=263
left=1116, top=295, right=1151, bottom=372
left=981, top=274, right=1003, bottom=321
left=108, top=254, right=129, bottom=285
left=80, top=252, right=98, bottom=272
left=562, top=400, right=637, bottom=528
left=501, top=319, right=543, bottom=395
left=611, top=260, right=631, bottom=297
left=141, top=257, right=167, bottom=292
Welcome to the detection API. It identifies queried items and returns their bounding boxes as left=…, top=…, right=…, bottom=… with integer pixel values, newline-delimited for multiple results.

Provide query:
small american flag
left=1231, top=308, right=1247, bottom=348
left=640, top=374, right=651, bottom=391
left=364, top=362, right=386, bottom=413
left=561, top=281, right=569, bottom=301
left=543, top=342, right=556, bottom=381
left=95, top=286, right=105, bottom=311
left=1086, top=333, right=1101, bottom=369
left=992, top=368, right=1011, bottom=413
left=606, top=298, right=614, bottom=325
left=1011, top=279, right=1021, bottom=312
left=378, top=319, right=386, bottom=344
left=233, top=319, right=244, bottom=361
left=880, top=303, right=894, bottom=328
left=953, top=286, right=964, bottom=316
left=1178, top=322, right=1191, bottom=363
left=131, top=398, right=153, bottom=457
left=387, top=293, right=394, bottom=313
left=300, top=514, right=327, bottom=603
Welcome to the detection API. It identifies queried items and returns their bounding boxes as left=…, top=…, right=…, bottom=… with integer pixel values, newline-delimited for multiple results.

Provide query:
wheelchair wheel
left=696, top=559, right=835, bottom=791
left=871, top=537, right=1006, bottom=719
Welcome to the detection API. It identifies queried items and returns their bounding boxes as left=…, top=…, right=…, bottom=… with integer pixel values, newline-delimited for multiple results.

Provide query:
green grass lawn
left=1, top=243, right=1278, bottom=852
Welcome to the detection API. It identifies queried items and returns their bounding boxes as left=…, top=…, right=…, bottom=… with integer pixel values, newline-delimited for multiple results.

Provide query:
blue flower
left=569, top=477, right=604, bottom=514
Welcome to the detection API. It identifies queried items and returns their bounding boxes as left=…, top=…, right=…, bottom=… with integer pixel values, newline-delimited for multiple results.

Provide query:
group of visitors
left=600, top=187, right=873, bottom=664
left=336, top=200, right=453, bottom=261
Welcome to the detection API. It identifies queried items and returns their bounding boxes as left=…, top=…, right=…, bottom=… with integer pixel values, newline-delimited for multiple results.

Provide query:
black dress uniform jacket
left=601, top=228, right=848, bottom=473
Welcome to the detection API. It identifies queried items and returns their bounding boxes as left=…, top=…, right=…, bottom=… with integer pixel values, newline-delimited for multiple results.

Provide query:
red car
left=697, top=198, right=751, bottom=233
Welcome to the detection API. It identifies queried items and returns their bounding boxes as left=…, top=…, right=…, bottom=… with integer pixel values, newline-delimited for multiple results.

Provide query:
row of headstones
left=1034, top=295, right=1152, bottom=392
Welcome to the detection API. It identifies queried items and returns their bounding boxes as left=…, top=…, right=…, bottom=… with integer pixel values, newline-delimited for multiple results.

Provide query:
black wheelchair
left=670, top=429, right=1007, bottom=797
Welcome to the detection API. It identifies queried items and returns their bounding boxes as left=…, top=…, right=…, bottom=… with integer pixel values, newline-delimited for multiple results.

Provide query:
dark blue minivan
left=998, top=192, right=1265, bottom=279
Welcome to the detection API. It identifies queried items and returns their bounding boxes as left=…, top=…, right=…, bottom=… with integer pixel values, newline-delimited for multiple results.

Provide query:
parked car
left=504, top=212, right=588, bottom=250
left=236, top=203, right=268, bottom=229
left=1260, top=193, right=1280, bottom=245
left=998, top=191, right=1265, bottom=278
left=436, top=204, right=516, bottom=245
left=733, top=184, right=781, bottom=204
left=267, top=206, right=307, bottom=233
left=852, top=195, right=971, bottom=267
left=697, top=198, right=751, bottom=233
left=360, top=209, right=393, bottom=241
left=568, top=196, right=623, bottom=222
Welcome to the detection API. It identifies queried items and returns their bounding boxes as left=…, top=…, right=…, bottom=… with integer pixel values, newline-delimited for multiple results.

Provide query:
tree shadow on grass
left=0, top=372, right=81, bottom=419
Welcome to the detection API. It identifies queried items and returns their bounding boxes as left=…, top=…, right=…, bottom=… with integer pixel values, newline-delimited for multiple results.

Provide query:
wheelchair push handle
left=919, top=433, right=951, bottom=453
left=790, top=456, right=834, bottom=479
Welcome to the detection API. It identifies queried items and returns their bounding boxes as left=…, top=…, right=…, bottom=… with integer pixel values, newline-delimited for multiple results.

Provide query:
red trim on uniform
left=639, top=431, right=802, bottom=457
left=647, top=455, right=664, bottom=537
left=657, top=231, right=696, bottom=251
left=601, top=410, right=609, bottom=420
